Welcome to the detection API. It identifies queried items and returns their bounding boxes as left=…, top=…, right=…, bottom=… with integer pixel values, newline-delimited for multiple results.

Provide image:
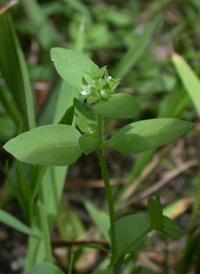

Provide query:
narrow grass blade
left=38, top=200, right=52, bottom=263
left=0, top=86, right=24, bottom=127
left=0, top=209, right=32, bottom=235
left=113, top=17, right=158, bottom=78
left=5, top=162, right=30, bottom=223
left=0, top=12, right=35, bottom=130
left=74, top=17, right=85, bottom=53
left=172, top=53, right=200, bottom=118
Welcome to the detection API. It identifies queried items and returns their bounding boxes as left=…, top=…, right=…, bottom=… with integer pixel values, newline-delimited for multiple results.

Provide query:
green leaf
left=4, top=124, right=82, bottom=166
left=0, top=12, right=35, bottom=130
left=51, top=48, right=98, bottom=88
left=106, top=118, right=193, bottom=154
left=58, top=105, right=74, bottom=125
left=148, top=197, right=163, bottom=230
left=79, top=135, right=100, bottom=155
left=94, top=93, right=138, bottom=119
left=161, top=216, right=185, bottom=238
left=115, top=213, right=148, bottom=254
left=172, top=53, right=200, bottom=118
left=23, top=262, right=65, bottom=274
left=0, top=209, right=33, bottom=235
left=74, top=98, right=97, bottom=134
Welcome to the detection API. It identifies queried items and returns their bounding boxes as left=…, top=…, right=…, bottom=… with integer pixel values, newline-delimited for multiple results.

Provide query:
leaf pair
left=3, top=117, right=193, bottom=166
left=52, top=48, right=139, bottom=120
left=113, top=201, right=184, bottom=261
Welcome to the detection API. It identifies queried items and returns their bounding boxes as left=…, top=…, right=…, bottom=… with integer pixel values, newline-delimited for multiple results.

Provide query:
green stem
left=29, top=166, right=48, bottom=222
left=177, top=167, right=200, bottom=273
left=97, top=114, right=117, bottom=259
left=68, top=247, right=74, bottom=274
left=112, top=226, right=151, bottom=263
left=38, top=199, right=52, bottom=263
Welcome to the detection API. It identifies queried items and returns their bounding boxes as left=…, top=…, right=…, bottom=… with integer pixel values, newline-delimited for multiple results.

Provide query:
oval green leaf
left=148, top=197, right=163, bottom=230
left=79, top=135, right=100, bottom=155
left=115, top=213, right=148, bottom=254
left=106, top=118, right=193, bottom=154
left=94, top=93, right=138, bottom=119
left=23, top=262, right=65, bottom=274
left=161, top=216, right=185, bottom=239
left=0, top=209, right=33, bottom=236
left=4, top=125, right=82, bottom=166
left=51, top=48, right=98, bottom=88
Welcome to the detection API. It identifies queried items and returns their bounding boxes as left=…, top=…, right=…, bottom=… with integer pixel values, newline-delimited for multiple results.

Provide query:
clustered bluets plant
left=3, top=48, right=193, bottom=273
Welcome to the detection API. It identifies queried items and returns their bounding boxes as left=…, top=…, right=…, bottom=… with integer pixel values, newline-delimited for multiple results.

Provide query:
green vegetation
left=0, top=0, right=200, bottom=273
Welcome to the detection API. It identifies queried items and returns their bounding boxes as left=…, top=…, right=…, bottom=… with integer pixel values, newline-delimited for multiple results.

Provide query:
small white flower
left=81, top=90, right=87, bottom=95
left=100, top=89, right=106, bottom=96
left=81, top=84, right=91, bottom=95
left=107, top=76, right=112, bottom=80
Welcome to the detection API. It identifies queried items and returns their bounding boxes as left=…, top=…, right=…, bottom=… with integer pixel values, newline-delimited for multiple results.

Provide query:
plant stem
left=68, top=246, right=74, bottom=274
left=97, top=114, right=117, bottom=259
left=38, top=199, right=52, bottom=263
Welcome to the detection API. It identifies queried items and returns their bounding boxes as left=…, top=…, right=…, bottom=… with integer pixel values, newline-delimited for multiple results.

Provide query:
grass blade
left=0, top=11, right=35, bottom=130
left=25, top=82, right=77, bottom=269
left=0, top=209, right=32, bottom=235
left=113, top=16, right=158, bottom=79
left=38, top=200, right=52, bottom=263
left=172, top=53, right=200, bottom=118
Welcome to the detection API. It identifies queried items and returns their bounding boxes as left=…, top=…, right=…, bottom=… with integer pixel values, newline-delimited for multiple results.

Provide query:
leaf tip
left=171, top=52, right=182, bottom=62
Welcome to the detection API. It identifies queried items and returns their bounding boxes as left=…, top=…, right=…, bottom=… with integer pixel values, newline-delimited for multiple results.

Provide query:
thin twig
left=66, top=178, right=124, bottom=189
left=0, top=0, right=18, bottom=15
left=51, top=239, right=108, bottom=248
left=121, top=143, right=174, bottom=201
left=119, top=159, right=199, bottom=210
